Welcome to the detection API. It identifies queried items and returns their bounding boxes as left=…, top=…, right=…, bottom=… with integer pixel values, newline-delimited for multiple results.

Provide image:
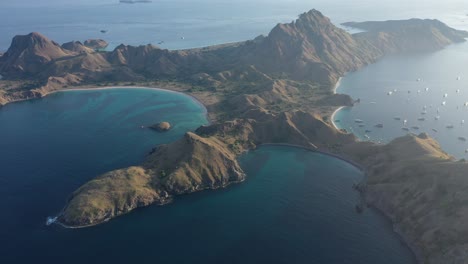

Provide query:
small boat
left=180, top=36, right=185, bottom=40
left=158, top=41, right=165, bottom=45
left=465, top=149, right=468, bottom=154
left=432, top=129, right=438, bottom=133
left=421, top=112, right=427, bottom=115
left=375, top=124, right=384, bottom=128
left=425, top=87, right=430, bottom=92
left=435, top=116, right=440, bottom=120
left=465, top=102, right=468, bottom=107
left=417, top=78, right=422, bottom=82
left=393, top=89, right=398, bottom=92
left=402, top=127, right=410, bottom=131
left=447, top=125, right=454, bottom=129
left=418, top=118, right=426, bottom=121
left=394, top=117, right=401, bottom=121
left=412, top=126, right=420, bottom=130
left=354, top=119, right=364, bottom=123
left=100, top=30, right=108, bottom=33
left=442, top=101, right=447, bottom=106
left=365, top=130, right=372, bottom=133
left=457, top=76, right=461, bottom=81
left=46, top=216, right=58, bottom=226
left=444, top=93, right=448, bottom=98
left=334, top=120, right=341, bottom=123
left=387, top=91, right=393, bottom=95
left=459, top=137, right=467, bottom=141
left=462, top=120, right=465, bottom=125
left=457, top=89, right=461, bottom=93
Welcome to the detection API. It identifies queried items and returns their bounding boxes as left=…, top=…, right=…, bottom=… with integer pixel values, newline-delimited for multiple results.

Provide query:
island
left=1, top=9, right=468, bottom=263
left=149, top=121, right=171, bottom=132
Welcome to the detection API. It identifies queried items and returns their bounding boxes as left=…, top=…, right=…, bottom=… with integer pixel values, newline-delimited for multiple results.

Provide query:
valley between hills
left=2, top=9, right=468, bottom=263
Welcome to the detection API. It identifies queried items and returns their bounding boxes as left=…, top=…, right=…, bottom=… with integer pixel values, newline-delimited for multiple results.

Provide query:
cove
left=0, top=89, right=415, bottom=263
left=334, top=41, right=468, bottom=158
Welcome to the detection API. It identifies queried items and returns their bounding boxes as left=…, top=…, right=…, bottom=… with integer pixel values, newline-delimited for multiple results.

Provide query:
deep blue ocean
left=0, top=89, right=416, bottom=263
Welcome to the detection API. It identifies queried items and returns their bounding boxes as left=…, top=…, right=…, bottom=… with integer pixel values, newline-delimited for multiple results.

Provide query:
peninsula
left=1, top=10, right=468, bottom=263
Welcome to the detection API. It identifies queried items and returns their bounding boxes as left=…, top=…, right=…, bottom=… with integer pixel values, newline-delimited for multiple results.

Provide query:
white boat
left=387, top=91, right=393, bottom=95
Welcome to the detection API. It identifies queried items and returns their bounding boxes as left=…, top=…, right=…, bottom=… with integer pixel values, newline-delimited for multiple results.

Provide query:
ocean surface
left=335, top=41, right=468, bottom=158
left=0, top=94, right=417, bottom=263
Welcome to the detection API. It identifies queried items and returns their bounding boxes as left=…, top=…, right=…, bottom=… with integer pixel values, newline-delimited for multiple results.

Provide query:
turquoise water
left=335, top=41, right=468, bottom=158
left=0, top=97, right=417, bottom=263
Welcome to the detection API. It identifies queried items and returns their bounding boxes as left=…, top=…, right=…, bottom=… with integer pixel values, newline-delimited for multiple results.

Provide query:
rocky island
left=1, top=9, right=468, bottom=263
left=149, top=122, right=171, bottom=132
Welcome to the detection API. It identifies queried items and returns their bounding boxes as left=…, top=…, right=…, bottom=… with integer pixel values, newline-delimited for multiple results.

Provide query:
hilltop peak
left=0, top=32, right=72, bottom=77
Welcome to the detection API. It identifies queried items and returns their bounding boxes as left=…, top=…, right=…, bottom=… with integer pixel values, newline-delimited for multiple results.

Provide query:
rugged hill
left=241, top=10, right=381, bottom=84
left=59, top=132, right=245, bottom=227
left=344, top=19, right=468, bottom=53
left=343, top=134, right=468, bottom=263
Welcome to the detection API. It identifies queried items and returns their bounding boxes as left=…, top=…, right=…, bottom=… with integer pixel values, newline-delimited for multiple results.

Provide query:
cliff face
left=59, top=132, right=245, bottom=227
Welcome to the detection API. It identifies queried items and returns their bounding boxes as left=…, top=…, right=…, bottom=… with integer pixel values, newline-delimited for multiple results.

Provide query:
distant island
left=1, top=9, right=468, bottom=264
left=119, top=0, right=152, bottom=4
